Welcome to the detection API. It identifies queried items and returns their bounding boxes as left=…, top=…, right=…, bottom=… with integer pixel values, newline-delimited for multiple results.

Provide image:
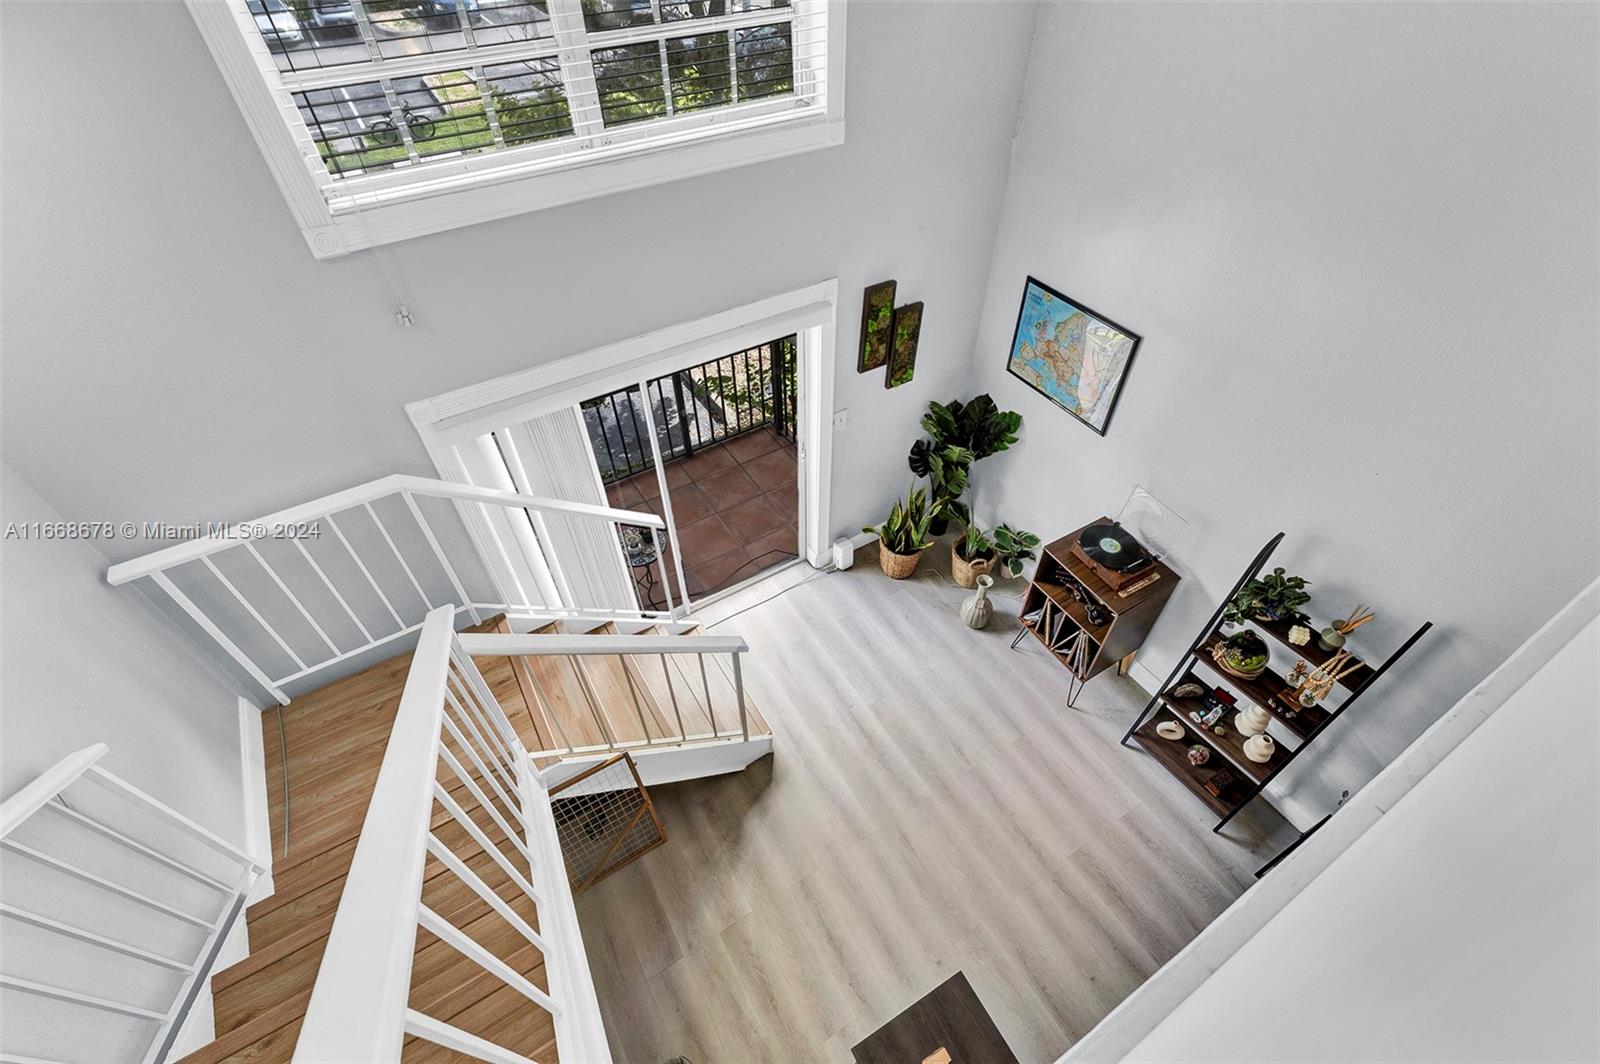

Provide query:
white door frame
left=407, top=280, right=840, bottom=612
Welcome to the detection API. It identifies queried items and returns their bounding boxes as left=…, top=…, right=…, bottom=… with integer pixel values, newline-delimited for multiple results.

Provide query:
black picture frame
left=1004, top=275, right=1141, bottom=436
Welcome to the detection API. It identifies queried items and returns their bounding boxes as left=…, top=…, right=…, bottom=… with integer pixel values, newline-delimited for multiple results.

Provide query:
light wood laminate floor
left=575, top=546, right=1295, bottom=1063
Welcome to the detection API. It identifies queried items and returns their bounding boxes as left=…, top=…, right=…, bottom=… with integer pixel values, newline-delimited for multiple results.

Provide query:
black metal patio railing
left=580, top=334, right=797, bottom=484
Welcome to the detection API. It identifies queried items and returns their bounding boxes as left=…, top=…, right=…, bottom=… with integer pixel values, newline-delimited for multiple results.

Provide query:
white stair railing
left=105, top=474, right=676, bottom=705
left=458, top=630, right=755, bottom=759
left=295, top=605, right=609, bottom=1063
left=0, top=745, right=265, bottom=1064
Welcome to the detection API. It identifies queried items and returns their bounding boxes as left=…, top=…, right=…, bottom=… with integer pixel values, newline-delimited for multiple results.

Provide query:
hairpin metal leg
left=1010, top=627, right=1029, bottom=650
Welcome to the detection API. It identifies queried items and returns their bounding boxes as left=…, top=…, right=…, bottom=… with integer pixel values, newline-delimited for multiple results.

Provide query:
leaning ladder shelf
left=1121, top=532, right=1432, bottom=833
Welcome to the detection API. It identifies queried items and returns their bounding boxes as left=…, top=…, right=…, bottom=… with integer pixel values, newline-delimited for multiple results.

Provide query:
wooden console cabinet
left=1014, top=518, right=1180, bottom=698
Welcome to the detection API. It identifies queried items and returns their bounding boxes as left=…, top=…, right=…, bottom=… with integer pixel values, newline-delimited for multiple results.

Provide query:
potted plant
left=1222, top=567, right=1311, bottom=627
left=863, top=486, right=934, bottom=579
left=990, top=524, right=1042, bottom=579
left=952, top=525, right=994, bottom=588
left=1213, top=629, right=1270, bottom=679
left=908, top=395, right=1022, bottom=535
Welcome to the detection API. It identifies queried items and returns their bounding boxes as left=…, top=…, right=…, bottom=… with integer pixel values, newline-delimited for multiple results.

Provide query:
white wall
left=1120, top=611, right=1598, bottom=1063
left=0, top=465, right=249, bottom=842
left=0, top=0, right=1039, bottom=568
left=967, top=1, right=1599, bottom=826
left=1, top=466, right=259, bottom=1059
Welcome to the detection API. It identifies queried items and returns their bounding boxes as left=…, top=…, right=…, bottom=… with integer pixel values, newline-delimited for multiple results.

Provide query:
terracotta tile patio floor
left=605, top=427, right=798, bottom=605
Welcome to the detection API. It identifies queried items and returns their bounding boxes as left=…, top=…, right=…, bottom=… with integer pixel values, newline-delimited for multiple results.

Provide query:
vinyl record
left=1079, top=522, right=1147, bottom=572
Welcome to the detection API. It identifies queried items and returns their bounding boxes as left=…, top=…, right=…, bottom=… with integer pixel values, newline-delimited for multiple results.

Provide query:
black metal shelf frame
left=1121, top=532, right=1433, bottom=833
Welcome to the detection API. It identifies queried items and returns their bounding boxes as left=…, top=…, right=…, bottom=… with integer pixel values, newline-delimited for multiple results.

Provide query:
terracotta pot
left=951, top=545, right=994, bottom=588
left=878, top=543, right=925, bottom=579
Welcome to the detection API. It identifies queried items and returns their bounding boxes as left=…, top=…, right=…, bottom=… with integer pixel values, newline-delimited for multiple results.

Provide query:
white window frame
left=188, top=0, right=846, bottom=259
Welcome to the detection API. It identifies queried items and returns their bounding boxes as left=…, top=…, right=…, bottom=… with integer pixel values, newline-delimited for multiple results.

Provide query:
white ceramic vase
left=1243, top=733, right=1276, bottom=763
left=960, top=575, right=995, bottom=630
left=1234, top=704, right=1272, bottom=737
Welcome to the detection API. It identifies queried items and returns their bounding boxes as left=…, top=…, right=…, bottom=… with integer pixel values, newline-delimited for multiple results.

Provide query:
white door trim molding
left=406, top=281, right=837, bottom=442
left=795, top=315, right=836, bottom=568
left=407, top=279, right=840, bottom=571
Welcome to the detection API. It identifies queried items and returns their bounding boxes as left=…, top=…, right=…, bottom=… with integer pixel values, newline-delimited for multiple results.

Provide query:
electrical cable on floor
left=923, top=561, right=1027, bottom=609
left=701, top=558, right=836, bottom=630
left=701, top=545, right=1029, bottom=632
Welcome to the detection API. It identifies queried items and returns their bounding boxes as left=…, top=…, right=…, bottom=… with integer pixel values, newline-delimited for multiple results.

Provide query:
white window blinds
left=238, top=0, right=828, bottom=202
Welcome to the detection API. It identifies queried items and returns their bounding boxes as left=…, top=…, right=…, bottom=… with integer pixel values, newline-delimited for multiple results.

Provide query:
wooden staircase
left=509, top=622, right=767, bottom=757
left=179, top=616, right=768, bottom=1062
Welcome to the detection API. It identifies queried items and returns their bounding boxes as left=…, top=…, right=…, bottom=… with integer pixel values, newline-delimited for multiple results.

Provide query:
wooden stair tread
left=403, top=978, right=557, bottom=1063
left=573, top=623, right=673, bottom=744
left=243, top=812, right=525, bottom=955
left=514, top=624, right=614, bottom=752
left=177, top=988, right=311, bottom=1064
left=663, top=642, right=770, bottom=738
left=263, top=616, right=512, bottom=868
left=623, top=626, right=717, bottom=740
left=216, top=848, right=540, bottom=1036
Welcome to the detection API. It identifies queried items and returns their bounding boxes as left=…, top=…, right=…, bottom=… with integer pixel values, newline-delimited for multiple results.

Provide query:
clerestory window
left=196, top=0, right=843, bottom=257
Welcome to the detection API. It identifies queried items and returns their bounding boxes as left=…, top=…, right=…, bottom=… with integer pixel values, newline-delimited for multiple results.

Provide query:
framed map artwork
left=1005, top=277, right=1141, bottom=436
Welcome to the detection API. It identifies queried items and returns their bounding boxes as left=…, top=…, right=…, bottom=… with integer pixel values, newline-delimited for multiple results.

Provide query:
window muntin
left=484, top=58, right=575, bottom=146
left=244, top=0, right=814, bottom=191
left=592, top=41, right=669, bottom=127
left=735, top=22, right=792, bottom=100
left=257, top=0, right=557, bottom=74
left=667, top=32, right=732, bottom=114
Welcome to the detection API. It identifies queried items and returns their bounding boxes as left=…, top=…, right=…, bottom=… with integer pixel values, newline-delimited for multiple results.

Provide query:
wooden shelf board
left=1245, top=615, right=1373, bottom=690
left=1021, top=607, right=1091, bottom=679
left=1130, top=719, right=1249, bottom=818
left=1036, top=582, right=1111, bottom=642
left=1156, top=677, right=1288, bottom=786
left=1196, top=632, right=1328, bottom=739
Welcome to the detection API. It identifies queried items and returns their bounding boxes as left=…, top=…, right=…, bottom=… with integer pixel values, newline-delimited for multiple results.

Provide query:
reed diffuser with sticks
left=1319, top=604, right=1376, bottom=651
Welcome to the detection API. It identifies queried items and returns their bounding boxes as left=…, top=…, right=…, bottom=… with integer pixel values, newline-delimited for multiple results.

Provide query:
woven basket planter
left=951, top=546, right=993, bottom=589
left=878, top=544, right=925, bottom=580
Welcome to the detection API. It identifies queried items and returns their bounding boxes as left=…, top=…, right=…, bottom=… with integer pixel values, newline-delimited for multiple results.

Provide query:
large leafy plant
left=863, top=486, right=935, bottom=556
left=907, top=442, right=974, bottom=525
left=908, top=395, right=1022, bottom=527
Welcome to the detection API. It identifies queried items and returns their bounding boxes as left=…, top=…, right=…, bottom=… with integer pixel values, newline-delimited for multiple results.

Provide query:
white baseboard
left=1126, top=657, right=1166, bottom=696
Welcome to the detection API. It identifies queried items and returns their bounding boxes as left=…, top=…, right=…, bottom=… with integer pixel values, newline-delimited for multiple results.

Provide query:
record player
left=1069, top=521, right=1157, bottom=592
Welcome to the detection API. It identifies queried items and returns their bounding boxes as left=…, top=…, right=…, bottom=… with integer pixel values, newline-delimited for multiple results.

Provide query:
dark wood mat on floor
left=852, top=971, right=1019, bottom=1064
